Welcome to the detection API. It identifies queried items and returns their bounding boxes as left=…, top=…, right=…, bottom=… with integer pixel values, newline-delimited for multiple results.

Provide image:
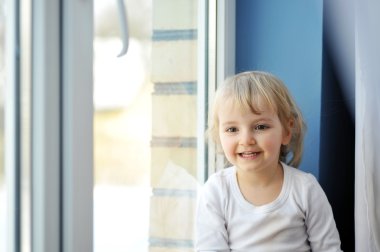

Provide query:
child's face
left=218, top=100, right=291, bottom=173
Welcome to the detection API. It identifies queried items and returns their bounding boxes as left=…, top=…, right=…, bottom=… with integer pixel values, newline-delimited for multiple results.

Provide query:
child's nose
left=240, top=130, right=256, bottom=145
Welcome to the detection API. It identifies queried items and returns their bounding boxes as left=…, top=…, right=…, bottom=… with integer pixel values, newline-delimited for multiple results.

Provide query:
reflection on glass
left=0, top=0, right=6, bottom=250
left=93, top=0, right=202, bottom=251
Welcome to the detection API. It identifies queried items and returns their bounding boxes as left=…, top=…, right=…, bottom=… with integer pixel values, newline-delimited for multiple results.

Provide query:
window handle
left=117, top=0, right=129, bottom=57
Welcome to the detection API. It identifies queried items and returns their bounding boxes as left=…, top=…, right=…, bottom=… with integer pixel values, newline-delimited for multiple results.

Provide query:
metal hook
left=117, top=0, right=129, bottom=57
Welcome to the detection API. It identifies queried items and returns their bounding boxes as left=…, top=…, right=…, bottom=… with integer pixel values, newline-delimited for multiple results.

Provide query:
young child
left=195, top=71, right=342, bottom=251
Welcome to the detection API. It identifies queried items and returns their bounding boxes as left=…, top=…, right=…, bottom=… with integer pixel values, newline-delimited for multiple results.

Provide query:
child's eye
left=254, top=124, right=269, bottom=131
left=226, top=127, right=238, bottom=133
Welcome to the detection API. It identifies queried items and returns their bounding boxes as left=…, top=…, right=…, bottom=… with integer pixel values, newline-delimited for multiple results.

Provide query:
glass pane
left=0, top=0, right=6, bottom=250
left=93, top=0, right=204, bottom=251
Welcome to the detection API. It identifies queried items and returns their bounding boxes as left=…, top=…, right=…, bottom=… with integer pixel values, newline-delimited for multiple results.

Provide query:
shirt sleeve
left=195, top=175, right=230, bottom=252
left=304, top=174, right=343, bottom=252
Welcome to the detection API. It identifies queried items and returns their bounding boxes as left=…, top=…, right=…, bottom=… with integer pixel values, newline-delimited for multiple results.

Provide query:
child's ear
left=282, top=119, right=294, bottom=145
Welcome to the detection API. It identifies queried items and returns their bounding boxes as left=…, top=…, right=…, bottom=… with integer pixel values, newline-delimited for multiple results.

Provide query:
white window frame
left=5, top=0, right=20, bottom=251
left=203, top=0, right=235, bottom=177
left=61, top=0, right=93, bottom=251
left=31, top=0, right=93, bottom=251
left=32, top=0, right=61, bottom=251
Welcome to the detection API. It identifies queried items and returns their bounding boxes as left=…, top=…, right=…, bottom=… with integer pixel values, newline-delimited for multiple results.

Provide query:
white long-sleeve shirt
left=195, top=163, right=342, bottom=252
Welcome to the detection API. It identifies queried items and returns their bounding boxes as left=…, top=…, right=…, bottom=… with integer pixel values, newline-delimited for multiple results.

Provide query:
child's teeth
left=242, top=152, right=257, bottom=157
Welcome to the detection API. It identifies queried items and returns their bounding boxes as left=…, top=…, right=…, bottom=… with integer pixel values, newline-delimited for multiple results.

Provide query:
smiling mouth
left=239, top=151, right=260, bottom=158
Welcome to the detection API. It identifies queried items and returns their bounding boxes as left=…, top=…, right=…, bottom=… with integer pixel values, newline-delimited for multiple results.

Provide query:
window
left=93, top=0, right=209, bottom=250
left=1, top=0, right=234, bottom=251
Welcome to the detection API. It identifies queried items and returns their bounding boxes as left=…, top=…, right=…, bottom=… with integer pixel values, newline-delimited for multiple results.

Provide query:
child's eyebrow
left=220, top=117, right=274, bottom=126
left=255, top=117, right=274, bottom=123
left=220, top=121, right=237, bottom=126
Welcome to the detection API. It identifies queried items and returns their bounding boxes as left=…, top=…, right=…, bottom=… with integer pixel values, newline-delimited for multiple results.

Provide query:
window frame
left=31, top=0, right=93, bottom=251
left=5, top=0, right=21, bottom=250
left=31, top=0, right=61, bottom=251
left=206, top=0, right=235, bottom=176
left=61, top=0, right=93, bottom=250
left=6, top=0, right=234, bottom=251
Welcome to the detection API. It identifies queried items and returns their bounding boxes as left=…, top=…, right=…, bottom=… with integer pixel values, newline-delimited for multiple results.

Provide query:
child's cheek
left=221, top=137, right=234, bottom=153
left=260, top=135, right=283, bottom=153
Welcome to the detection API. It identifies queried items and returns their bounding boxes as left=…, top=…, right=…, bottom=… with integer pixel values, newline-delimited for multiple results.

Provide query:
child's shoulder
left=213, top=166, right=235, bottom=177
left=283, top=163, right=320, bottom=190
left=206, top=166, right=235, bottom=183
left=202, top=166, right=235, bottom=192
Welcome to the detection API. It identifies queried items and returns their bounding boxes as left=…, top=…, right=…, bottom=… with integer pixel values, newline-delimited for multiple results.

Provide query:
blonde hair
left=208, top=71, right=306, bottom=167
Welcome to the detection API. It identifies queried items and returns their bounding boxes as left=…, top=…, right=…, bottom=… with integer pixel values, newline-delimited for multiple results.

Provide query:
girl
left=195, top=71, right=342, bottom=251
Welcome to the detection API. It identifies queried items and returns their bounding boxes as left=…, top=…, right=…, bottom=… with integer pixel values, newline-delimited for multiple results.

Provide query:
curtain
left=355, top=0, right=380, bottom=251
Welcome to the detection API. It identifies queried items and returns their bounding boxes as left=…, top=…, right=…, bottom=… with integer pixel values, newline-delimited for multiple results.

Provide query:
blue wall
left=236, top=0, right=323, bottom=177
